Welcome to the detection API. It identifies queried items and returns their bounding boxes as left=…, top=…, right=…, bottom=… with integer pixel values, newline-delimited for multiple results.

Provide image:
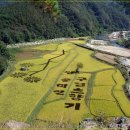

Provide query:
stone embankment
left=7, top=38, right=71, bottom=48
left=86, top=41, right=130, bottom=57
left=80, top=117, right=130, bottom=130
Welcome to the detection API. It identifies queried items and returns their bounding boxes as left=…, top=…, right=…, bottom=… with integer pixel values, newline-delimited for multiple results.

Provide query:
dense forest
left=0, top=42, right=11, bottom=75
left=0, top=0, right=130, bottom=75
left=0, top=0, right=130, bottom=44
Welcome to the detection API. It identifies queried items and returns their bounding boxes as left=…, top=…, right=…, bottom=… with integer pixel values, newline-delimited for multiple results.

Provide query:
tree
left=0, top=42, right=11, bottom=59
left=0, top=42, right=12, bottom=75
left=62, top=49, right=65, bottom=55
left=76, top=62, right=83, bottom=73
left=0, top=56, right=7, bottom=75
left=33, top=0, right=60, bottom=17
left=0, top=31, right=13, bottom=44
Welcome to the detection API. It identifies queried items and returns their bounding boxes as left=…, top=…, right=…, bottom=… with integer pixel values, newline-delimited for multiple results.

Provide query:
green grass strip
left=85, top=73, right=96, bottom=107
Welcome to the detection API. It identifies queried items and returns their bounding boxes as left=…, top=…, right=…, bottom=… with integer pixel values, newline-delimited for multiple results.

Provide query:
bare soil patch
left=16, top=49, right=53, bottom=60
left=95, top=52, right=117, bottom=65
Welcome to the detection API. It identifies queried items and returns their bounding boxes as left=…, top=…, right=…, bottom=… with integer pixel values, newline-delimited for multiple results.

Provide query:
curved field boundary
left=85, top=68, right=115, bottom=106
left=111, top=69, right=130, bottom=118
left=18, top=43, right=60, bottom=63
left=85, top=68, right=118, bottom=117
left=29, top=50, right=65, bottom=76
left=25, top=48, right=72, bottom=123
left=41, top=47, right=76, bottom=85
left=36, top=47, right=80, bottom=106
left=86, top=68, right=129, bottom=118
left=25, top=48, right=78, bottom=123
left=94, top=85, right=114, bottom=87
left=81, top=68, right=115, bottom=74
left=43, top=51, right=79, bottom=105
left=87, top=98, right=116, bottom=102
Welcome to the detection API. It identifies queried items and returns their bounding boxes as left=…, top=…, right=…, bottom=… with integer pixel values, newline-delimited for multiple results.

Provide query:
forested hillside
left=0, top=42, right=11, bottom=75
left=61, top=1, right=130, bottom=35
left=0, top=0, right=130, bottom=44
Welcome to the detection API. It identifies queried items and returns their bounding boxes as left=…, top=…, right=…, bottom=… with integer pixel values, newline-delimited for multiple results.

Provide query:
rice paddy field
left=0, top=39, right=130, bottom=128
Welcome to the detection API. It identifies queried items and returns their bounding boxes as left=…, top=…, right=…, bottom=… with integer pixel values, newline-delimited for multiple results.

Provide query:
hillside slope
left=61, top=2, right=130, bottom=35
left=0, top=1, right=130, bottom=44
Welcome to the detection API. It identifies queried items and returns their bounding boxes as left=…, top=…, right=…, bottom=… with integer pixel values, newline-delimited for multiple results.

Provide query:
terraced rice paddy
left=0, top=39, right=130, bottom=128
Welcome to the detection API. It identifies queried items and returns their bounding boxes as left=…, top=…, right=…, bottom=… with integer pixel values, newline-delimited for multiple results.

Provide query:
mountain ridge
left=0, top=0, right=130, bottom=44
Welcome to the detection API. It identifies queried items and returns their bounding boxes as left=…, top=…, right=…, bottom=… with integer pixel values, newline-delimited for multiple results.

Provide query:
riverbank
left=86, top=41, right=130, bottom=57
